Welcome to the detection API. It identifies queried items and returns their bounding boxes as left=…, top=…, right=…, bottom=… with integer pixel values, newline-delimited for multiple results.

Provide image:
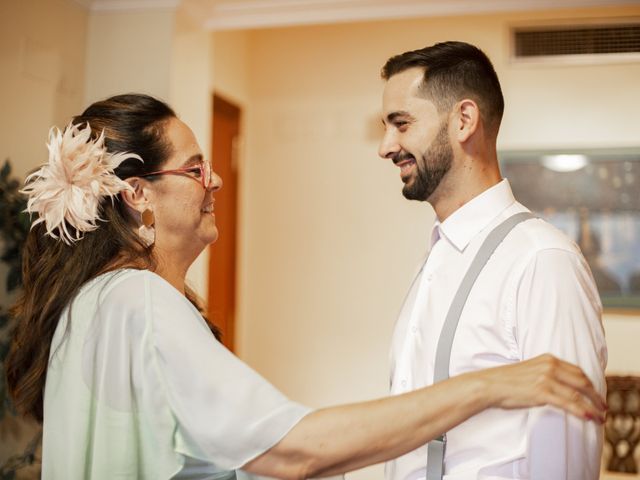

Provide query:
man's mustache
left=392, top=152, right=416, bottom=165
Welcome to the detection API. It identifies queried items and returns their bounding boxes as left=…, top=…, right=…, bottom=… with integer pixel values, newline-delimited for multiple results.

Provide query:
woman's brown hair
left=5, top=94, right=217, bottom=421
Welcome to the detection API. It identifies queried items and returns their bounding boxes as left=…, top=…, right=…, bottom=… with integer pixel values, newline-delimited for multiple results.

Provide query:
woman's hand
left=474, top=353, right=606, bottom=422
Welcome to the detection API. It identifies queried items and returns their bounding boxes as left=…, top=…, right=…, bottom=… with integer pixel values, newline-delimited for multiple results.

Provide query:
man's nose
left=378, top=131, right=400, bottom=159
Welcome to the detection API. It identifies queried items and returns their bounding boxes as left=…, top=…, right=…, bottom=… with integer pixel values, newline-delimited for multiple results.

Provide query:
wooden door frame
left=208, top=93, right=241, bottom=352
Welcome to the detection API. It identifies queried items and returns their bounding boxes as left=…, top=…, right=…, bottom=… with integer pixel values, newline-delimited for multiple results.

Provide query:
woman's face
left=147, top=117, right=222, bottom=260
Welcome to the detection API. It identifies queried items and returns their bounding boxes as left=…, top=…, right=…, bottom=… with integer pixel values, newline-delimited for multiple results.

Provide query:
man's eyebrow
left=182, top=154, right=203, bottom=167
left=383, top=111, right=414, bottom=124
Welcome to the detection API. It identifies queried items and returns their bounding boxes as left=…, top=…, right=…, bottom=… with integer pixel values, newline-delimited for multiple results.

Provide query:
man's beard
left=402, top=121, right=453, bottom=201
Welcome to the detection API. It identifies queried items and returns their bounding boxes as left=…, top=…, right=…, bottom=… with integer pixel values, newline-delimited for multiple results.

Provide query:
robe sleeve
left=145, top=272, right=312, bottom=470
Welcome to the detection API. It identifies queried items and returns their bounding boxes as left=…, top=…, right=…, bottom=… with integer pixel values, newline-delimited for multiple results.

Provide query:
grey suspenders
left=425, top=212, right=536, bottom=480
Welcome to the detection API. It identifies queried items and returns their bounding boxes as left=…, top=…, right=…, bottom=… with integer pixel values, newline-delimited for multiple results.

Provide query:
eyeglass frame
left=137, top=160, right=213, bottom=189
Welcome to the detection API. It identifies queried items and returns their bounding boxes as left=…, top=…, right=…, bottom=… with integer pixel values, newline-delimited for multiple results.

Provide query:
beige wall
left=84, top=9, right=174, bottom=105
left=171, top=10, right=215, bottom=299
left=211, top=30, right=251, bottom=107
left=0, top=0, right=89, bottom=462
left=77, top=6, right=212, bottom=297
left=209, top=30, right=253, bottom=355
left=0, top=0, right=212, bottom=309
left=0, top=0, right=88, bottom=179
left=1, top=2, right=639, bottom=477
left=232, top=7, right=640, bottom=479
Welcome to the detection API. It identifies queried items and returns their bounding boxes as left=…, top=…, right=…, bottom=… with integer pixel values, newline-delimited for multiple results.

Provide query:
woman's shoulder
left=71, top=269, right=186, bottom=320
left=82, top=268, right=179, bottom=301
left=70, top=269, right=204, bottom=347
left=94, top=269, right=203, bottom=322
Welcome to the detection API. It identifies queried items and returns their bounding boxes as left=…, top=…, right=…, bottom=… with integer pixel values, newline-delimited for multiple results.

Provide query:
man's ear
left=120, top=178, right=151, bottom=217
left=453, top=99, right=480, bottom=143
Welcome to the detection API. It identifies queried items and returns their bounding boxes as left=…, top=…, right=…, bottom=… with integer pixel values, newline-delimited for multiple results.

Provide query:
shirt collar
left=432, top=179, right=517, bottom=252
left=429, top=222, right=441, bottom=249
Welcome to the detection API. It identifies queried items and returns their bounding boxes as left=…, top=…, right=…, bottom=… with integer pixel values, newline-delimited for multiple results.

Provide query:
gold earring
left=138, top=208, right=155, bottom=247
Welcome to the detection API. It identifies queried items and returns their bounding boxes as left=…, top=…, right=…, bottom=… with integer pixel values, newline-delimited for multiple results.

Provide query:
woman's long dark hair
left=5, top=94, right=218, bottom=421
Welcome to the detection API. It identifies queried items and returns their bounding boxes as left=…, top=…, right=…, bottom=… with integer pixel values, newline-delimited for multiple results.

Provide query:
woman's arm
left=243, top=354, right=605, bottom=480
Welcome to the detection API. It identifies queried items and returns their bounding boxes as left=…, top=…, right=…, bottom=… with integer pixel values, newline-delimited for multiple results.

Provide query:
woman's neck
left=153, top=251, right=191, bottom=295
left=104, top=250, right=189, bottom=295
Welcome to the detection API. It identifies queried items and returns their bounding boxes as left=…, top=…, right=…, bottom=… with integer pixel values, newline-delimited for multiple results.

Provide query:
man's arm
left=516, top=248, right=607, bottom=480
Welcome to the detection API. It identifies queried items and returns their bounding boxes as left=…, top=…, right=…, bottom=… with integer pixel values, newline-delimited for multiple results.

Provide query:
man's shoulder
left=506, top=204, right=581, bottom=257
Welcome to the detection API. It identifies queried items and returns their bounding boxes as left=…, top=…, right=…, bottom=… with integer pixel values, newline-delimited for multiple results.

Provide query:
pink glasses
left=139, top=160, right=213, bottom=189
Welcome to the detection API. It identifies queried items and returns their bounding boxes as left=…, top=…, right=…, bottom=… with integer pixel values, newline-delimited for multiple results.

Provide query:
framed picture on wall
left=499, top=148, right=640, bottom=312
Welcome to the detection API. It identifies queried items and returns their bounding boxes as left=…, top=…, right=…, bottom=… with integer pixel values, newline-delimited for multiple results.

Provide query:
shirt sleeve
left=145, top=273, right=312, bottom=471
left=515, top=248, right=607, bottom=480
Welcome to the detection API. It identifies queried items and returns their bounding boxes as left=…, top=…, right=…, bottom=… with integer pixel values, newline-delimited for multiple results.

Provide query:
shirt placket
left=397, top=233, right=447, bottom=393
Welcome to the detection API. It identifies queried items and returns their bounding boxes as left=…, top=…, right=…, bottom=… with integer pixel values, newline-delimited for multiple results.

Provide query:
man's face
left=379, top=67, right=453, bottom=202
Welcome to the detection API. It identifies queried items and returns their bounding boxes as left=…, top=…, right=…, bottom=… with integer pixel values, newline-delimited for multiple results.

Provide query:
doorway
left=208, top=94, right=240, bottom=352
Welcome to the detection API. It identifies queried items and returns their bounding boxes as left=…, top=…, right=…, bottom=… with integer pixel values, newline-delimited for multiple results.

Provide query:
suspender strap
left=425, top=212, right=536, bottom=480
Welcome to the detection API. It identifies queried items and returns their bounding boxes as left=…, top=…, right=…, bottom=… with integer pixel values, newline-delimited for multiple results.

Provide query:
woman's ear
left=120, top=178, right=151, bottom=216
left=454, top=99, right=480, bottom=143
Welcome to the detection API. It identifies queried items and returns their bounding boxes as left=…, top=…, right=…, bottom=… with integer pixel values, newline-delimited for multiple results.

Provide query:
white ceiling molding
left=189, top=0, right=640, bottom=31
left=72, top=0, right=640, bottom=28
left=74, top=0, right=181, bottom=11
left=72, top=0, right=95, bottom=8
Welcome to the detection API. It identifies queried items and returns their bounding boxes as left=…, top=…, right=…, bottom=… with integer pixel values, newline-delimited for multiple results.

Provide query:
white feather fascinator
left=22, top=122, right=142, bottom=245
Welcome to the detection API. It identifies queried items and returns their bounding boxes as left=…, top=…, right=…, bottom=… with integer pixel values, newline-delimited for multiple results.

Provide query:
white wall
left=498, top=20, right=640, bottom=150
left=605, top=314, right=640, bottom=373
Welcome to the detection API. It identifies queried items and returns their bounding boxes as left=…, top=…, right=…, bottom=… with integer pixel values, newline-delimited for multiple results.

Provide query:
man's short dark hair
left=381, top=41, right=504, bottom=135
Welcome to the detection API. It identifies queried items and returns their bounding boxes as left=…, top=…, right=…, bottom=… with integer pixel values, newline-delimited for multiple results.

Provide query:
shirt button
left=411, top=325, right=418, bottom=334
left=427, top=274, right=433, bottom=282
left=401, top=379, right=407, bottom=388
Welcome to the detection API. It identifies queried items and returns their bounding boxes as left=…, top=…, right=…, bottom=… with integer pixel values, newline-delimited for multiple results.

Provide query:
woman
left=5, top=94, right=605, bottom=480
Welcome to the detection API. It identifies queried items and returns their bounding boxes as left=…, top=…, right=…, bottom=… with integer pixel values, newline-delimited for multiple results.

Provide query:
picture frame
left=499, top=148, right=640, bottom=312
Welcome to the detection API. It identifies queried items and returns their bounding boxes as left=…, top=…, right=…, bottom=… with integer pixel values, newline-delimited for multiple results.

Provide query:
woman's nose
left=209, top=171, right=223, bottom=192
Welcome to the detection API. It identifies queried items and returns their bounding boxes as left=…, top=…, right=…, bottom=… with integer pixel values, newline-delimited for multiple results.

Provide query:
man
left=379, top=41, right=607, bottom=480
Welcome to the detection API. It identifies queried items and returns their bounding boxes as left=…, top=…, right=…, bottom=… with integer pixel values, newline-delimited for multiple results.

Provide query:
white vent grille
left=514, top=24, right=640, bottom=58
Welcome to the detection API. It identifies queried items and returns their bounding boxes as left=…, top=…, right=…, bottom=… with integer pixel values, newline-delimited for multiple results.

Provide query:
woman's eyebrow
left=182, top=154, right=203, bottom=167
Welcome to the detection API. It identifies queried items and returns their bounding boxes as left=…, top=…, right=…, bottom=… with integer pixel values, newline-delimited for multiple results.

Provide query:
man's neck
left=431, top=159, right=502, bottom=222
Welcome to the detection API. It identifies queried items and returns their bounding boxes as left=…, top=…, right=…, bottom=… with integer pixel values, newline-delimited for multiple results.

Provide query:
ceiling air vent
left=513, top=22, right=640, bottom=61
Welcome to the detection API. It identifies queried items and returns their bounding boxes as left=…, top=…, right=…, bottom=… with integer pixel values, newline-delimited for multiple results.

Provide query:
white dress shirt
left=385, top=179, right=607, bottom=480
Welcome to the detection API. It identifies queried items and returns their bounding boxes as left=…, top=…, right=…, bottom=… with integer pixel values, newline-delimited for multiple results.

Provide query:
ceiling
left=75, top=0, right=640, bottom=30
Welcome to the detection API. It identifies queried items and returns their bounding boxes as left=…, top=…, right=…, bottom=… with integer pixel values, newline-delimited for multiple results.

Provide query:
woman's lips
left=201, top=201, right=215, bottom=213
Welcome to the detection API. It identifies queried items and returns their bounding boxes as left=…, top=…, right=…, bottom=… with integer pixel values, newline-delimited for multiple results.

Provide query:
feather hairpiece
left=22, top=122, right=142, bottom=245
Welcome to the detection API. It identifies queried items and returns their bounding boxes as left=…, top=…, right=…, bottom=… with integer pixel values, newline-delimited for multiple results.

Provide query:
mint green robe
left=42, top=269, right=310, bottom=479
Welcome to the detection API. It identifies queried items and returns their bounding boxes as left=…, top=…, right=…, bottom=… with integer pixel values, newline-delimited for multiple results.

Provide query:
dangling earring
left=138, top=208, right=155, bottom=247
